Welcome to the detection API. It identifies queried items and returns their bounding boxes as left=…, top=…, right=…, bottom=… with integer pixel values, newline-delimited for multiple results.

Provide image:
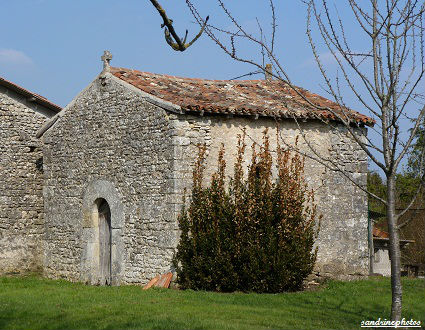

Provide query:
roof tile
left=111, top=67, right=374, bottom=126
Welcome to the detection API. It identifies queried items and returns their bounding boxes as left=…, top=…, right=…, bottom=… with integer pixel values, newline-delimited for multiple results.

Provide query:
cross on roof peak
left=101, top=50, right=113, bottom=70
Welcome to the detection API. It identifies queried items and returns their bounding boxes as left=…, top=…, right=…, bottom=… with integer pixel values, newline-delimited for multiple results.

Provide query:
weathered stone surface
left=42, top=75, right=177, bottom=284
left=40, top=72, right=369, bottom=284
left=170, top=115, right=369, bottom=280
left=0, top=85, right=57, bottom=274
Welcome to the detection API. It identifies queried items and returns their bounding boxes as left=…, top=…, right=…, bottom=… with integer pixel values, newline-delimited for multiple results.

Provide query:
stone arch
left=81, top=180, right=124, bottom=285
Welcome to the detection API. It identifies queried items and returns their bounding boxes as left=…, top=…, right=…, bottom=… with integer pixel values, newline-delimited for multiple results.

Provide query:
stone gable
left=42, top=75, right=178, bottom=284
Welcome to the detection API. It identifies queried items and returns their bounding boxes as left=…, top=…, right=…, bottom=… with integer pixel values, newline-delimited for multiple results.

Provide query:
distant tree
left=399, top=207, right=425, bottom=270
left=368, top=171, right=423, bottom=214
left=368, top=171, right=386, bottom=216
left=367, top=170, right=423, bottom=221
left=367, top=170, right=424, bottom=273
left=406, top=118, right=425, bottom=178
left=396, top=174, right=422, bottom=210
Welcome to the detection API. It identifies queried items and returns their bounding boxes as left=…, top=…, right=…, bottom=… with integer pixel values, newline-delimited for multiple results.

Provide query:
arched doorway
left=82, top=180, right=124, bottom=285
left=97, top=198, right=111, bottom=285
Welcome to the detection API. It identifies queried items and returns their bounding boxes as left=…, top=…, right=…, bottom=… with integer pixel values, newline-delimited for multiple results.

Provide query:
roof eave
left=0, top=76, right=62, bottom=113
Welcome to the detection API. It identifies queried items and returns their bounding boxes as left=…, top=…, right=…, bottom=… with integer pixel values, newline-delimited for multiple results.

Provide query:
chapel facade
left=34, top=53, right=372, bottom=285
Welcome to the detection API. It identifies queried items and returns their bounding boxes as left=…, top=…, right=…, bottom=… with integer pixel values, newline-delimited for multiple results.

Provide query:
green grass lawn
left=0, top=275, right=423, bottom=330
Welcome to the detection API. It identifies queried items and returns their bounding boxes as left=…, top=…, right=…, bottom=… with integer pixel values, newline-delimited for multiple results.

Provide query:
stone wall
left=0, top=86, right=56, bottom=274
left=42, top=74, right=178, bottom=284
left=170, top=115, right=369, bottom=279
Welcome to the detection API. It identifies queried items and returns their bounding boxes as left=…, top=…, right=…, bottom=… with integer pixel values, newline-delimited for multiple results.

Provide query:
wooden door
left=98, top=200, right=111, bottom=285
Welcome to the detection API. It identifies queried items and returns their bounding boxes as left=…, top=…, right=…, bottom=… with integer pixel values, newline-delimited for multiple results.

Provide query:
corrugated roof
left=111, top=67, right=374, bottom=126
left=0, top=76, right=62, bottom=113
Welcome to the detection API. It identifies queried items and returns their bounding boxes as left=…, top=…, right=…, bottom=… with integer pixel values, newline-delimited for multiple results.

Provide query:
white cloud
left=300, top=51, right=341, bottom=68
left=0, top=49, right=34, bottom=66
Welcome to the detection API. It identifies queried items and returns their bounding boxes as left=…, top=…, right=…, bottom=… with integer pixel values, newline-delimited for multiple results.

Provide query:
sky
left=1, top=1, right=423, bottom=173
left=0, top=0, right=331, bottom=107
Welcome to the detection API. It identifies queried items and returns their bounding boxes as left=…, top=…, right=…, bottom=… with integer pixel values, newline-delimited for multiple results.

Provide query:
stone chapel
left=1, top=52, right=373, bottom=285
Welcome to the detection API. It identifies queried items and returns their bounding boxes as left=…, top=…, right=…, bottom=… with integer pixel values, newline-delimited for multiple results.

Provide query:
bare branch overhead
left=149, top=0, right=209, bottom=51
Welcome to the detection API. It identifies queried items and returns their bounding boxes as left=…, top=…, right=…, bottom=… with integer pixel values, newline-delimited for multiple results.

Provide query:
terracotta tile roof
left=373, top=227, right=390, bottom=239
left=373, top=226, right=415, bottom=246
left=0, top=76, right=62, bottom=113
left=111, top=67, right=374, bottom=126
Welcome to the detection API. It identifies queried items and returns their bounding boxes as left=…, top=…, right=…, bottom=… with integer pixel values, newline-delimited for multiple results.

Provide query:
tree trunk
left=386, top=174, right=402, bottom=320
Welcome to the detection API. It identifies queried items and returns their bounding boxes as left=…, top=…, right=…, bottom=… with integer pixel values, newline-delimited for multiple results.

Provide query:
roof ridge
left=110, top=66, right=284, bottom=84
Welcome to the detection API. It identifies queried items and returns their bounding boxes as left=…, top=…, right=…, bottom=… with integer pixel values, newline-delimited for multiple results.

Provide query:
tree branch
left=149, top=0, right=209, bottom=51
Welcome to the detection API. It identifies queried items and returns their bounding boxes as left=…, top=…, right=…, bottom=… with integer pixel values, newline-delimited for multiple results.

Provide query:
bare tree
left=149, top=0, right=425, bottom=321
left=303, top=1, right=425, bottom=321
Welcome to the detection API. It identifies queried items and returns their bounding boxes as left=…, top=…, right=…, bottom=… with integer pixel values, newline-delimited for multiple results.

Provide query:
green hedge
left=173, top=131, right=320, bottom=293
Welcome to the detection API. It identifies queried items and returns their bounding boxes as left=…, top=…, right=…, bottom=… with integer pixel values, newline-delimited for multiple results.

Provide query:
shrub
left=173, top=130, right=321, bottom=293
